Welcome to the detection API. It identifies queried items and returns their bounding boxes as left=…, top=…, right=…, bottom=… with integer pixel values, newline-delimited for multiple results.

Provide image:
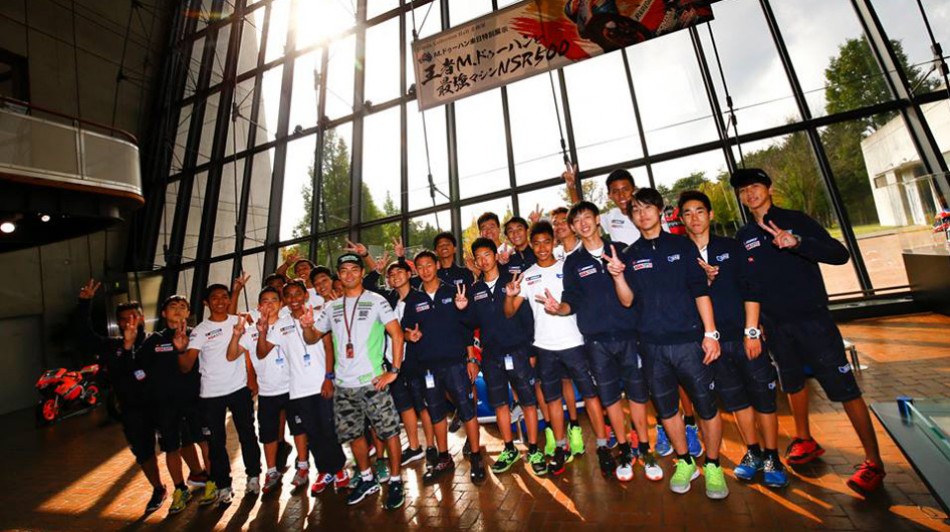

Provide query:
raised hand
left=562, top=162, right=578, bottom=188
left=392, top=236, right=405, bottom=258
left=528, top=203, right=542, bottom=225
left=497, top=245, right=511, bottom=265
left=505, top=272, right=523, bottom=298
left=233, top=313, right=248, bottom=337
left=604, top=244, right=625, bottom=277
left=232, top=271, right=251, bottom=293
left=344, top=239, right=368, bottom=257
left=454, top=283, right=469, bottom=310
left=79, top=278, right=101, bottom=300
left=759, top=220, right=799, bottom=249
left=299, top=304, right=316, bottom=329
left=256, top=306, right=271, bottom=334
left=538, top=288, right=561, bottom=315
left=376, top=250, right=391, bottom=274
left=172, top=319, right=189, bottom=351
left=464, top=252, right=478, bottom=275
left=404, top=324, right=422, bottom=343
left=697, top=258, right=719, bottom=285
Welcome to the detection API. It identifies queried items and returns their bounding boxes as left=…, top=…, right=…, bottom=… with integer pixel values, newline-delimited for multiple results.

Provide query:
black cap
left=730, top=168, right=772, bottom=189
left=336, top=252, right=362, bottom=269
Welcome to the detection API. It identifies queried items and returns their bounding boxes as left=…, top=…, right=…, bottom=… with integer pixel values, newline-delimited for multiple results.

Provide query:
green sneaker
left=669, top=459, right=699, bottom=494
left=168, top=486, right=190, bottom=514
left=375, top=460, right=391, bottom=483
left=491, top=447, right=520, bottom=474
left=568, top=425, right=585, bottom=456
left=526, top=449, right=547, bottom=476
left=198, top=480, right=218, bottom=506
left=544, top=427, right=556, bottom=457
left=703, top=463, right=729, bottom=500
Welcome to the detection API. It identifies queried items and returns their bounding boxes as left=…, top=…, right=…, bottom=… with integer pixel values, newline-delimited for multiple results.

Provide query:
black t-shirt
left=134, top=328, right=201, bottom=404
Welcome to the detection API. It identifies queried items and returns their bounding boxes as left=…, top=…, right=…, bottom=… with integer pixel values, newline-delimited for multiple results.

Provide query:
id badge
left=504, top=355, right=514, bottom=371
left=425, top=371, right=436, bottom=389
left=134, top=369, right=146, bottom=381
left=303, top=353, right=312, bottom=367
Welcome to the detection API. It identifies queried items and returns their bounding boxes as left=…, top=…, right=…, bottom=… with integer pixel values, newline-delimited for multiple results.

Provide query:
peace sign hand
left=454, top=284, right=469, bottom=310
left=256, top=307, right=271, bottom=334
left=759, top=220, right=800, bottom=250
left=376, top=250, right=391, bottom=274
left=79, top=278, right=101, bottom=300
left=604, top=244, right=625, bottom=277
left=344, top=239, right=368, bottom=257
left=562, top=163, right=578, bottom=187
left=392, top=236, right=405, bottom=259
left=697, top=258, right=719, bottom=285
left=506, top=272, right=523, bottom=298
left=538, top=288, right=561, bottom=315
left=172, top=319, right=189, bottom=351
left=528, top=203, right=542, bottom=225
left=233, top=313, right=248, bottom=337
left=232, top=271, right=251, bottom=292
left=299, top=304, right=316, bottom=329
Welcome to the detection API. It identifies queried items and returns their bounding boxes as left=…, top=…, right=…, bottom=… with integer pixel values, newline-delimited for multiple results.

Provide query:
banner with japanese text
left=411, top=0, right=714, bottom=111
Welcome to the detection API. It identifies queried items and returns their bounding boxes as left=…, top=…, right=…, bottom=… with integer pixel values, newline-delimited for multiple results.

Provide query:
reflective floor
left=2, top=313, right=949, bottom=531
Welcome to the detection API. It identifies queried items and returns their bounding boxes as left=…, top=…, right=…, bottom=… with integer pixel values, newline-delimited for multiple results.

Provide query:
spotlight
left=0, top=222, right=15, bottom=234
left=40, top=214, right=51, bottom=222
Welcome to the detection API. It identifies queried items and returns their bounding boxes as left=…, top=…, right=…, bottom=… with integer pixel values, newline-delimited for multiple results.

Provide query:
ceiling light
left=40, top=214, right=51, bottom=222
left=0, top=222, right=15, bottom=234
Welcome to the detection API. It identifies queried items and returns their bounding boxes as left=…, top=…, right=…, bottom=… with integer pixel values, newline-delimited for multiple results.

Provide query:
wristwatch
left=467, top=357, right=480, bottom=366
left=703, top=330, right=721, bottom=341
left=389, top=365, right=400, bottom=375
left=325, top=371, right=336, bottom=380
left=744, top=327, right=761, bottom=340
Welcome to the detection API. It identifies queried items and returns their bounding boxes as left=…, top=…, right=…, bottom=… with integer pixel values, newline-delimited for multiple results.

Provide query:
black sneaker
left=463, top=437, right=473, bottom=457
left=423, top=454, right=455, bottom=484
left=549, top=447, right=567, bottom=476
left=145, top=486, right=167, bottom=514
left=383, top=481, right=405, bottom=510
left=401, top=446, right=425, bottom=466
left=346, top=476, right=380, bottom=506
left=425, top=446, right=439, bottom=469
left=449, top=414, right=463, bottom=433
left=469, top=453, right=487, bottom=483
left=597, top=446, right=617, bottom=478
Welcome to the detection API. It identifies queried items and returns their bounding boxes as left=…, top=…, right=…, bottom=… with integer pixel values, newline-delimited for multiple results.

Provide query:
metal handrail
left=0, top=95, right=139, bottom=145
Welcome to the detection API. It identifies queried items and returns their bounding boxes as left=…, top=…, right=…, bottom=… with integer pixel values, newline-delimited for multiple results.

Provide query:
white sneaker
left=291, top=467, right=309, bottom=488
left=615, top=461, right=634, bottom=482
left=642, top=453, right=664, bottom=482
left=246, top=476, right=261, bottom=495
left=214, top=487, right=234, bottom=506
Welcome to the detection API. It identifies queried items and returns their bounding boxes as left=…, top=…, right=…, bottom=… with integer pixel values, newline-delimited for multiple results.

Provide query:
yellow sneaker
left=198, top=480, right=218, bottom=506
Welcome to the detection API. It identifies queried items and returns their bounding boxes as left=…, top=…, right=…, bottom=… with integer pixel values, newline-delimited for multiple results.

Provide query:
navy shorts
left=587, top=339, right=650, bottom=407
left=423, top=363, right=477, bottom=424
left=713, top=340, right=778, bottom=414
left=765, top=314, right=861, bottom=402
left=121, top=402, right=157, bottom=464
left=481, top=346, right=538, bottom=409
left=155, top=399, right=207, bottom=452
left=536, top=345, right=597, bottom=403
left=390, top=372, right=427, bottom=414
left=259, top=393, right=304, bottom=444
left=640, top=342, right=718, bottom=421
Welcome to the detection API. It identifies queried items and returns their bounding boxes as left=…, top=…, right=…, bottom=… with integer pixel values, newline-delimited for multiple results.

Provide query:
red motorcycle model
left=35, top=364, right=102, bottom=425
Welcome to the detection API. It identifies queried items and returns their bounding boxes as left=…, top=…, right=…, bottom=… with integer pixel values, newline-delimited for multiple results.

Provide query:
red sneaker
left=310, top=473, right=333, bottom=496
left=785, top=438, right=825, bottom=465
left=846, top=461, right=886, bottom=495
left=333, top=468, right=350, bottom=491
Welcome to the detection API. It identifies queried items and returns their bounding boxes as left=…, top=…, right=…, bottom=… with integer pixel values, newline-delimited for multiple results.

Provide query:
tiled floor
left=3, top=313, right=950, bottom=531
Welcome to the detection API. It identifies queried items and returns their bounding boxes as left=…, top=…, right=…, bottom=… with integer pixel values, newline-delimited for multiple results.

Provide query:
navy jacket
left=77, top=299, right=147, bottom=405
left=437, top=261, right=475, bottom=291
left=468, top=269, right=533, bottom=358
left=735, top=206, right=849, bottom=322
left=704, top=235, right=760, bottom=342
left=400, top=281, right=473, bottom=371
left=562, top=239, right=638, bottom=342
left=623, top=231, right=708, bottom=345
left=134, top=327, right=201, bottom=403
left=505, top=246, right=536, bottom=276
left=363, top=270, right=401, bottom=308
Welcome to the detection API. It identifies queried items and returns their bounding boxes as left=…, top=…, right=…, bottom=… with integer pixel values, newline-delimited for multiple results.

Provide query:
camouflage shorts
left=334, top=384, right=400, bottom=443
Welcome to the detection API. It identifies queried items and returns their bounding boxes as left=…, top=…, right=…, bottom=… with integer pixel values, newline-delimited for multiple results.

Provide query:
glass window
left=870, top=0, right=950, bottom=97
left=264, top=0, right=290, bottom=64
left=171, top=104, right=193, bottom=173
left=407, top=212, right=449, bottom=252
left=197, top=92, right=220, bottom=166
left=182, top=171, right=208, bottom=262
left=290, top=49, right=323, bottom=132
left=457, top=89, right=510, bottom=200
left=208, top=258, right=234, bottom=288
left=518, top=185, right=572, bottom=223
left=314, top=233, right=350, bottom=269
left=406, top=1, right=443, bottom=86
left=281, top=133, right=318, bottom=241
left=460, top=197, right=512, bottom=255
left=407, top=106, right=450, bottom=212
left=257, top=65, right=284, bottom=142
left=365, top=16, right=401, bottom=105
left=361, top=221, right=402, bottom=262
left=361, top=107, right=401, bottom=223
left=564, top=51, right=643, bottom=170
left=154, top=180, right=180, bottom=269
left=580, top=167, right=647, bottom=212
left=233, top=250, right=265, bottom=313
left=208, top=23, right=231, bottom=88
left=185, top=37, right=206, bottom=99
left=214, top=157, right=244, bottom=258
left=326, top=35, right=356, bottom=120
left=449, top=0, right=493, bottom=25
left=245, top=148, right=276, bottom=248
left=296, top=0, right=355, bottom=51
left=176, top=268, right=194, bottom=303
left=227, top=78, right=257, bottom=156
left=238, top=10, right=265, bottom=75
left=651, top=150, right=736, bottom=238
left=506, top=74, right=567, bottom=186
left=368, top=0, right=400, bottom=19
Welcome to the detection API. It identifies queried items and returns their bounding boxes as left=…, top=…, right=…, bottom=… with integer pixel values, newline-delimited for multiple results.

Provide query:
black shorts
left=423, top=363, right=477, bottom=424
left=260, top=393, right=304, bottom=444
left=587, top=338, right=649, bottom=407
left=536, top=345, right=597, bottom=402
left=389, top=372, right=427, bottom=414
left=713, top=340, right=778, bottom=414
left=121, top=402, right=157, bottom=464
left=155, top=399, right=207, bottom=452
left=640, top=342, right=718, bottom=421
left=481, top=346, right=538, bottom=409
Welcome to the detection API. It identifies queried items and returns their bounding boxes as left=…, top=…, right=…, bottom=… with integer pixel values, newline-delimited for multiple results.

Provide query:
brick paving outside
left=1, top=313, right=949, bottom=531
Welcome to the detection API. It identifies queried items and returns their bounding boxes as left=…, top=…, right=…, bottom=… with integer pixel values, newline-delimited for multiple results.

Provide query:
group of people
left=79, top=165, right=887, bottom=518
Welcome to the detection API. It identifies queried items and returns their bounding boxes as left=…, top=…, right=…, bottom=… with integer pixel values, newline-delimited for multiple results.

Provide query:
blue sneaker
left=346, top=476, right=381, bottom=506
left=606, top=426, right=618, bottom=450
left=763, top=455, right=790, bottom=488
left=655, top=425, right=672, bottom=457
left=734, top=449, right=763, bottom=481
left=685, top=424, right=703, bottom=458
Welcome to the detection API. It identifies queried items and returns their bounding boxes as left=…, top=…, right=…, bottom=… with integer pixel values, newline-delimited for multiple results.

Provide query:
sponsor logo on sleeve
left=744, top=238, right=761, bottom=251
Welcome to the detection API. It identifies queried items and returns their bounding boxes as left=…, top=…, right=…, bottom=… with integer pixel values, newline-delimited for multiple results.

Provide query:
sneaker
left=291, top=467, right=309, bottom=489
left=655, top=425, right=673, bottom=457
left=168, top=486, right=189, bottom=514
left=763, top=455, right=790, bottom=488
left=526, top=449, right=547, bottom=476
left=187, top=470, right=209, bottom=488
left=375, top=460, right=391, bottom=483
left=425, top=446, right=439, bottom=469
left=491, top=447, right=520, bottom=474
left=246, top=476, right=261, bottom=495
left=642, top=452, right=664, bottom=481
left=549, top=446, right=568, bottom=476
left=333, top=469, right=351, bottom=491
left=670, top=458, right=699, bottom=494
left=198, top=480, right=218, bottom=506
left=785, top=438, right=825, bottom=465
left=310, top=473, right=333, bottom=495
left=401, top=446, right=425, bottom=466
left=544, top=427, right=556, bottom=457
left=449, top=414, right=463, bottom=433
left=846, top=461, right=886, bottom=495
left=469, top=453, right=487, bottom=483
left=346, top=476, right=380, bottom=506
left=734, top=449, right=763, bottom=482
left=383, top=481, right=405, bottom=510
left=145, top=486, right=166, bottom=514
left=703, top=463, right=729, bottom=500
left=686, top=424, right=703, bottom=458
left=214, top=486, right=234, bottom=506
left=463, top=437, right=473, bottom=457
left=262, top=470, right=282, bottom=495
left=616, top=447, right=634, bottom=482
left=423, top=454, right=455, bottom=483
left=568, top=425, right=585, bottom=456
left=347, top=466, right=361, bottom=489
left=597, top=446, right=616, bottom=478
left=605, top=425, right=618, bottom=449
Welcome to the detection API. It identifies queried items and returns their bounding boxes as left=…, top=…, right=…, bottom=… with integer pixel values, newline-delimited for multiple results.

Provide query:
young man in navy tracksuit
left=608, top=188, right=727, bottom=499
left=433, top=232, right=476, bottom=289
left=467, top=237, right=545, bottom=476
left=400, top=250, right=486, bottom=483
left=732, top=168, right=885, bottom=494
left=678, top=190, right=788, bottom=489
left=502, top=216, right=537, bottom=275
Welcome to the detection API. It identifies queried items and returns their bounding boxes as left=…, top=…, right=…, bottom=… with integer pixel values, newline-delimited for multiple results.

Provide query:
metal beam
left=351, top=0, right=368, bottom=243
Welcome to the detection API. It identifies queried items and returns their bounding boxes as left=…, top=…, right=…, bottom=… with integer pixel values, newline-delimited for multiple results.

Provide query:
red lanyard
left=342, top=290, right=363, bottom=358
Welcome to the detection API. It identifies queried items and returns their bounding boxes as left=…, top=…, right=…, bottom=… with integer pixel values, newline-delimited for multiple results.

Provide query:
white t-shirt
left=267, top=314, right=325, bottom=400
left=553, top=241, right=581, bottom=262
left=188, top=315, right=247, bottom=398
left=316, top=291, right=396, bottom=388
left=241, top=311, right=290, bottom=397
left=601, top=207, right=641, bottom=244
left=308, top=289, right=323, bottom=311
left=518, top=261, right=585, bottom=350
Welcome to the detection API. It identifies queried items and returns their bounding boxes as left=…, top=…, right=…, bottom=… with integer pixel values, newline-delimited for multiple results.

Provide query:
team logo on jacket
left=633, top=259, right=653, bottom=271
left=415, top=302, right=431, bottom=312
left=474, top=291, right=489, bottom=301
left=716, top=253, right=730, bottom=262
left=441, top=297, right=453, bottom=305
left=578, top=264, right=597, bottom=278
left=744, top=238, right=761, bottom=250
left=838, top=364, right=852, bottom=374
left=667, top=254, right=681, bottom=263
left=155, top=344, right=174, bottom=352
